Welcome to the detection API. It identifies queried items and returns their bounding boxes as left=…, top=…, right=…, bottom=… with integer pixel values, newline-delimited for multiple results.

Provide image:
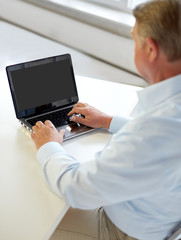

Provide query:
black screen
left=9, top=57, right=77, bottom=114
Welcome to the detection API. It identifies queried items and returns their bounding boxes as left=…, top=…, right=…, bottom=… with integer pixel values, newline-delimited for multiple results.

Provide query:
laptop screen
left=6, top=54, right=78, bottom=119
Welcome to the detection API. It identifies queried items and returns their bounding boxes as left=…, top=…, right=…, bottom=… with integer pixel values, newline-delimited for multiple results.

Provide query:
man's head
left=132, top=0, right=181, bottom=83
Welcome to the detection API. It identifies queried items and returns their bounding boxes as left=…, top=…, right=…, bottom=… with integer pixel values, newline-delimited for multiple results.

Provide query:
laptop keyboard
left=27, top=107, right=72, bottom=128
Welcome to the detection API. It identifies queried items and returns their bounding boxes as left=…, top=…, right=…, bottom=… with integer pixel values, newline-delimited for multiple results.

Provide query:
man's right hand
left=68, top=102, right=112, bottom=129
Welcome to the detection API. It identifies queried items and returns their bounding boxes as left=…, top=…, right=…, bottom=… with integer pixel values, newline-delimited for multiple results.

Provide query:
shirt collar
left=137, top=74, right=181, bottom=112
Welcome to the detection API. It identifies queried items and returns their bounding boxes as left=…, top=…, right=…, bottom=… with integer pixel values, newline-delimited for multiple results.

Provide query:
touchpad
left=58, top=123, right=94, bottom=141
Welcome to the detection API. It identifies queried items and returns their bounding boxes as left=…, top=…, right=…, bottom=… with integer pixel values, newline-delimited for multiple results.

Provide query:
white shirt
left=37, top=74, right=181, bottom=240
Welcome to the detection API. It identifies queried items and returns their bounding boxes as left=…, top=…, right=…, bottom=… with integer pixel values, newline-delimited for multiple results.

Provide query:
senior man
left=31, top=0, right=181, bottom=239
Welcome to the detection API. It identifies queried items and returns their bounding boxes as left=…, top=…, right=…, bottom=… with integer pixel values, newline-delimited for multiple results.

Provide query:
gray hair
left=133, top=0, right=181, bottom=62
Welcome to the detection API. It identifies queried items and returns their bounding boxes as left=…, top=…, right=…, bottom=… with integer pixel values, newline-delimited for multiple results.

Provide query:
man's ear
left=145, top=37, right=159, bottom=63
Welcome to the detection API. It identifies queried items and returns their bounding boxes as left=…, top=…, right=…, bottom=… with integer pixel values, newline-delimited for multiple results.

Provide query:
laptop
left=6, top=54, right=94, bottom=140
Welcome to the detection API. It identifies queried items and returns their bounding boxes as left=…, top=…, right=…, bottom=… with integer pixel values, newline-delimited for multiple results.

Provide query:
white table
left=0, top=67, right=141, bottom=240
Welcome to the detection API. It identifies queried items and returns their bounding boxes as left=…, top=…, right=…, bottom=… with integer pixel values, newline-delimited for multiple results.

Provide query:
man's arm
left=68, top=102, right=133, bottom=134
left=32, top=117, right=164, bottom=209
left=31, top=103, right=132, bottom=150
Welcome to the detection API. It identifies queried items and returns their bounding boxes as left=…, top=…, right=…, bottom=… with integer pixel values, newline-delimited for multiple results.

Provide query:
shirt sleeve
left=37, top=118, right=165, bottom=209
left=109, top=115, right=132, bottom=133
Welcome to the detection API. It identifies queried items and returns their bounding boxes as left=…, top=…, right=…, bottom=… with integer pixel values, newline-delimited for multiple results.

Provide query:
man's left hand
left=31, top=120, right=65, bottom=150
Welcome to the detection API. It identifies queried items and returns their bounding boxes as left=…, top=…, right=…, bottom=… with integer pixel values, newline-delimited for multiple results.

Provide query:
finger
left=67, top=109, right=76, bottom=116
left=67, top=103, right=86, bottom=116
left=68, top=106, right=79, bottom=116
left=71, top=115, right=87, bottom=125
left=59, top=129, right=66, bottom=136
left=31, top=131, right=37, bottom=140
left=74, top=102, right=86, bottom=108
left=68, top=107, right=86, bottom=117
left=44, top=120, right=55, bottom=127
left=67, top=109, right=79, bottom=116
left=36, top=121, right=44, bottom=128
left=31, top=131, right=35, bottom=138
left=32, top=125, right=38, bottom=132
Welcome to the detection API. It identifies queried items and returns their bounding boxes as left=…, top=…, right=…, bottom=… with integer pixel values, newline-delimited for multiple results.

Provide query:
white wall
left=0, top=0, right=138, bottom=76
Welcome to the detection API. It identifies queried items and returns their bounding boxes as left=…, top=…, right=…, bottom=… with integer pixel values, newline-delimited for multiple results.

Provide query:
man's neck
left=150, top=58, right=181, bottom=84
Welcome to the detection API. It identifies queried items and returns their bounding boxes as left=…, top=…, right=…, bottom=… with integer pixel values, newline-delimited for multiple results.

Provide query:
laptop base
left=19, top=120, right=95, bottom=141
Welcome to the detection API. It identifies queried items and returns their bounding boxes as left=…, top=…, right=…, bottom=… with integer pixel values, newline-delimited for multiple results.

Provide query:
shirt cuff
left=37, top=142, right=66, bottom=166
left=109, top=115, right=132, bottom=134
